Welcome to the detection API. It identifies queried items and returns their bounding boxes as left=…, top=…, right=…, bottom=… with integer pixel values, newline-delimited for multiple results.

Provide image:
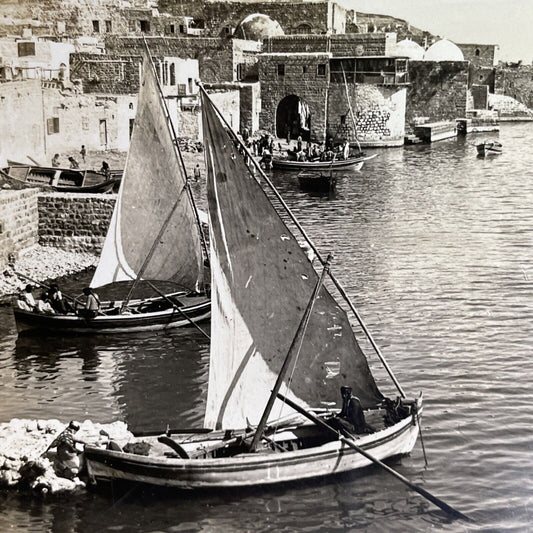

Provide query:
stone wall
left=495, top=65, right=533, bottom=110
left=458, top=44, right=497, bottom=68
left=103, top=36, right=254, bottom=85
left=259, top=53, right=330, bottom=142
left=37, top=193, right=115, bottom=252
left=327, top=85, right=406, bottom=147
left=406, top=61, right=469, bottom=126
left=469, top=66, right=495, bottom=92
left=159, top=0, right=345, bottom=36
left=265, top=33, right=396, bottom=57
left=0, top=189, right=39, bottom=265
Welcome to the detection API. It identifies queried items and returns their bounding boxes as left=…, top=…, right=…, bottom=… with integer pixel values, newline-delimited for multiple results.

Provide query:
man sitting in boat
left=36, top=291, right=56, bottom=314
left=329, top=386, right=373, bottom=436
left=17, top=284, right=37, bottom=311
left=48, top=284, right=71, bottom=314
left=77, top=287, right=100, bottom=318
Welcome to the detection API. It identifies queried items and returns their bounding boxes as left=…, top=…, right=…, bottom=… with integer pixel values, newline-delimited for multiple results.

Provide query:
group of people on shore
left=51, top=150, right=112, bottom=180
left=17, top=284, right=100, bottom=318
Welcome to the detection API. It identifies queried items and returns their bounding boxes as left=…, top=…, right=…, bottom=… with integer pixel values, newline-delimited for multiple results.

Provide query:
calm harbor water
left=1, top=123, right=532, bottom=532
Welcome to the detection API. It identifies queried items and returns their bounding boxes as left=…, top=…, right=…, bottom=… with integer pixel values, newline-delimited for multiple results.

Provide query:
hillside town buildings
left=0, top=0, right=532, bottom=163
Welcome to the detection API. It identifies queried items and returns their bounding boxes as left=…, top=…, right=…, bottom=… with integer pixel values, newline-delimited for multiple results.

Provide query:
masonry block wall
left=265, top=33, right=395, bottom=57
left=458, top=44, right=497, bottom=68
left=159, top=0, right=344, bottom=36
left=70, top=53, right=140, bottom=94
left=469, top=66, right=495, bottom=92
left=495, top=66, right=533, bottom=109
left=38, top=193, right=115, bottom=252
left=104, top=36, right=238, bottom=84
left=327, top=85, right=406, bottom=147
left=259, top=54, right=330, bottom=142
left=0, top=189, right=39, bottom=267
left=406, top=61, right=469, bottom=126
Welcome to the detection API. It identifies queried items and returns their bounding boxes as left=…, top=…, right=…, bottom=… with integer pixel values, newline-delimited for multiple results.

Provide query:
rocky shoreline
left=0, top=418, right=133, bottom=496
left=0, top=245, right=98, bottom=303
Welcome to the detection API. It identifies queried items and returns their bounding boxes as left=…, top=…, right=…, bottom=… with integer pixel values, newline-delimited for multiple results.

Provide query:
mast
left=249, top=255, right=332, bottom=451
left=199, top=84, right=405, bottom=399
left=341, top=62, right=362, bottom=153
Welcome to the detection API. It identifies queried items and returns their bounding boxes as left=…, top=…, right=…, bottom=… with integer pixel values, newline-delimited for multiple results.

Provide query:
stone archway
left=276, top=95, right=311, bottom=141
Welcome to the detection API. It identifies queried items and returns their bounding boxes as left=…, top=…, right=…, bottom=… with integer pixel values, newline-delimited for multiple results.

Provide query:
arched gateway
left=276, top=95, right=311, bottom=141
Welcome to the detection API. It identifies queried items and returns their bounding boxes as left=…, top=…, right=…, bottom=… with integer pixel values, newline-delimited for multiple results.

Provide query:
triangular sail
left=90, top=54, right=203, bottom=290
left=201, top=91, right=383, bottom=430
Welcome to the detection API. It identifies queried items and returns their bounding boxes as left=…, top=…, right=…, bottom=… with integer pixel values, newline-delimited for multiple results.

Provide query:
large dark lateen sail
left=201, top=91, right=383, bottom=430
left=91, top=54, right=203, bottom=291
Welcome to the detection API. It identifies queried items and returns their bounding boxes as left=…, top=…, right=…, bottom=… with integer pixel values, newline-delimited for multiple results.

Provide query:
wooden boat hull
left=476, top=143, right=502, bottom=156
left=84, top=401, right=421, bottom=489
left=273, top=154, right=376, bottom=171
left=13, top=295, right=210, bottom=334
left=2, top=165, right=120, bottom=193
left=297, top=172, right=339, bottom=192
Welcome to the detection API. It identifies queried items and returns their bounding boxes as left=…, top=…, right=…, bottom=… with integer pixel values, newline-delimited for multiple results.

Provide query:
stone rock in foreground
left=0, top=418, right=133, bottom=495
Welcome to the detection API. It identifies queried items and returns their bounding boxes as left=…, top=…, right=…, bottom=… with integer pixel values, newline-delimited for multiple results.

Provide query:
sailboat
left=83, top=84, right=424, bottom=489
left=12, top=52, right=210, bottom=335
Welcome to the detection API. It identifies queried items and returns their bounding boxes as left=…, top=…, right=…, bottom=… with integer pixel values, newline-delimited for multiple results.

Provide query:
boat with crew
left=12, top=49, right=210, bottom=335
left=84, top=75, right=424, bottom=493
left=272, top=152, right=376, bottom=171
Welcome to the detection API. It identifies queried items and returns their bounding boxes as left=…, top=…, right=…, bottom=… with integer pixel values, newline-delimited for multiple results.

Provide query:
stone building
left=258, top=50, right=409, bottom=147
left=158, top=0, right=350, bottom=37
left=0, top=38, right=74, bottom=82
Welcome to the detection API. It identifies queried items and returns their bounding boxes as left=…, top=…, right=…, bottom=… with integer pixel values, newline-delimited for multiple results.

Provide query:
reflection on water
left=0, top=124, right=533, bottom=532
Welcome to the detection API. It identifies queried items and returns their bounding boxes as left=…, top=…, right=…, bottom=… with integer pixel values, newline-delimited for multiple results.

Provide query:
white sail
left=201, top=91, right=383, bottom=430
left=91, top=53, right=203, bottom=291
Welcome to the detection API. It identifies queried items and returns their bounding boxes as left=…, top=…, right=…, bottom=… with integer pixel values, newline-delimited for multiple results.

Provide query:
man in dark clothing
left=330, top=386, right=371, bottom=435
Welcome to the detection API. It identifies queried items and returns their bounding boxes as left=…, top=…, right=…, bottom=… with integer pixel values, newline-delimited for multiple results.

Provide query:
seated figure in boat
left=78, top=287, right=100, bottom=318
left=17, top=284, right=37, bottom=311
left=329, top=385, right=373, bottom=435
left=48, top=283, right=72, bottom=314
left=36, top=291, right=55, bottom=314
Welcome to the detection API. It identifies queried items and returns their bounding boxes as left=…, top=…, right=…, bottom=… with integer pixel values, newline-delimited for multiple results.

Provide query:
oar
left=276, top=392, right=473, bottom=523
left=145, top=280, right=210, bottom=340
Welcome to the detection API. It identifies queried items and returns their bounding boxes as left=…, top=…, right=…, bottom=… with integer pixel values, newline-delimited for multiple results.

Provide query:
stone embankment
left=0, top=418, right=133, bottom=495
left=0, top=245, right=98, bottom=301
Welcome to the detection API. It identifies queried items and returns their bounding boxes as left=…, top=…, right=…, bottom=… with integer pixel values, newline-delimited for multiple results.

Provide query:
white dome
left=394, top=39, right=424, bottom=60
left=234, top=13, right=284, bottom=41
left=424, top=39, right=464, bottom=61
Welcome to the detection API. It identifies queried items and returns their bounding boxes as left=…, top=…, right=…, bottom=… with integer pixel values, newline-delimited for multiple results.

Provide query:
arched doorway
left=276, top=95, right=311, bottom=141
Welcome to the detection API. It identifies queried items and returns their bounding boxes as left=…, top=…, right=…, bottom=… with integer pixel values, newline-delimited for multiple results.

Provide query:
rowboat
left=84, top=64, right=423, bottom=492
left=476, top=140, right=502, bottom=156
left=1, top=164, right=119, bottom=193
left=13, top=291, right=210, bottom=334
left=272, top=153, right=377, bottom=171
left=12, top=45, right=210, bottom=335
left=297, top=170, right=336, bottom=192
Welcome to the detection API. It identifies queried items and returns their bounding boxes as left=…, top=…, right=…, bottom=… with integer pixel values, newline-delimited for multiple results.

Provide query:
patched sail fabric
left=201, top=91, right=383, bottom=430
left=90, top=54, right=203, bottom=291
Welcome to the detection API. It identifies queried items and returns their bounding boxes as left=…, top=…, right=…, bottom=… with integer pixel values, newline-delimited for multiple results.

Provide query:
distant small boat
left=272, top=153, right=377, bottom=171
left=476, top=141, right=502, bottom=156
left=297, top=170, right=337, bottom=192
left=1, top=163, right=119, bottom=193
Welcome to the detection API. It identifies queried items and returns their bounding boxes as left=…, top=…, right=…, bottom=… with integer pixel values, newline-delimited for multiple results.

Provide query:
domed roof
left=394, top=39, right=424, bottom=60
left=234, top=13, right=284, bottom=41
left=424, top=39, right=464, bottom=61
